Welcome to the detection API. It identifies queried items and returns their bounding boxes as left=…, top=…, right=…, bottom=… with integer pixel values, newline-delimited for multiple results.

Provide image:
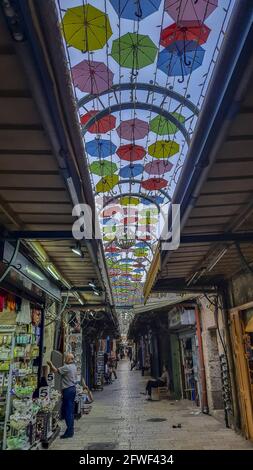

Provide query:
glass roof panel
left=57, top=0, right=235, bottom=307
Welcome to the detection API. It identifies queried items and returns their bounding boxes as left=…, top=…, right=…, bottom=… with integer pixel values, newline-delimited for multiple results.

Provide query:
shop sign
left=39, top=386, right=50, bottom=400
left=169, top=309, right=195, bottom=328
left=47, top=373, right=55, bottom=388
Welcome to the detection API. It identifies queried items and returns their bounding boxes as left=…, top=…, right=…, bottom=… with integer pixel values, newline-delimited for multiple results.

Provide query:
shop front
left=0, top=242, right=62, bottom=450
left=168, top=307, right=201, bottom=406
left=230, top=302, right=253, bottom=440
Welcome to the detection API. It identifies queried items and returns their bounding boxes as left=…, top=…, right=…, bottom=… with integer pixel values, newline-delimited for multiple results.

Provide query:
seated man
left=145, top=365, right=170, bottom=400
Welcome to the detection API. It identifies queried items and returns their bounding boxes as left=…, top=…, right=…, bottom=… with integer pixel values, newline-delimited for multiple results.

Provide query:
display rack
left=0, top=326, right=15, bottom=450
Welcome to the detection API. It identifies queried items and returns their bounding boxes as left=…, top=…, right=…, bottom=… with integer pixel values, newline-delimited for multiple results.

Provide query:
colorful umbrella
left=120, top=196, right=140, bottom=206
left=150, top=113, right=185, bottom=136
left=81, top=111, right=116, bottom=134
left=133, top=268, right=144, bottom=273
left=111, top=33, right=157, bottom=70
left=160, top=22, right=210, bottom=48
left=136, top=241, right=148, bottom=248
left=109, top=0, right=162, bottom=21
left=105, top=246, right=121, bottom=253
left=141, top=195, right=164, bottom=205
left=144, top=160, right=173, bottom=175
left=157, top=41, right=205, bottom=82
left=134, top=248, right=149, bottom=256
left=164, top=0, right=218, bottom=26
left=86, top=138, right=117, bottom=158
left=102, top=218, right=117, bottom=226
left=119, top=164, right=144, bottom=178
left=72, top=60, right=113, bottom=94
left=140, top=208, right=158, bottom=216
left=96, top=175, right=119, bottom=192
left=123, top=217, right=138, bottom=224
left=117, top=119, right=149, bottom=141
left=117, top=144, right=146, bottom=162
left=102, top=206, right=123, bottom=217
left=61, top=4, right=112, bottom=52
left=138, top=217, right=158, bottom=225
left=141, top=178, right=167, bottom=190
left=148, top=140, right=179, bottom=159
left=103, top=224, right=117, bottom=234
left=90, top=160, right=117, bottom=176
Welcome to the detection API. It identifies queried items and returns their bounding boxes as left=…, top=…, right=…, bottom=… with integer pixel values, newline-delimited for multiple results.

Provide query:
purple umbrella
left=164, top=0, right=218, bottom=26
left=117, top=118, right=149, bottom=141
left=72, top=59, right=114, bottom=94
left=144, top=160, right=173, bottom=175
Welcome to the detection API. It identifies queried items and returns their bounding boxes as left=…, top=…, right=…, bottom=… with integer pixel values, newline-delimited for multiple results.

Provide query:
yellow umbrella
left=62, top=4, right=112, bottom=52
left=148, top=140, right=179, bottom=159
left=120, top=196, right=140, bottom=206
left=96, top=175, right=119, bottom=193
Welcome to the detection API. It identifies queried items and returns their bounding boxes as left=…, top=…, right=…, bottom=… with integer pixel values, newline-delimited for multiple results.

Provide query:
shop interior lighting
left=24, top=266, right=44, bottom=281
left=71, top=244, right=83, bottom=257
left=46, top=265, right=60, bottom=281
left=207, top=248, right=228, bottom=272
left=88, top=280, right=96, bottom=289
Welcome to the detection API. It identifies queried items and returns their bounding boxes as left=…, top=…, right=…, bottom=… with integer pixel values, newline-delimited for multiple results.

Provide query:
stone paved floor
left=51, top=359, right=253, bottom=450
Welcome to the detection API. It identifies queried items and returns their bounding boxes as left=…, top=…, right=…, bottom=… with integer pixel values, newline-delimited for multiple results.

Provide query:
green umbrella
left=111, top=33, right=157, bottom=69
left=150, top=112, right=185, bottom=136
left=89, top=160, right=118, bottom=177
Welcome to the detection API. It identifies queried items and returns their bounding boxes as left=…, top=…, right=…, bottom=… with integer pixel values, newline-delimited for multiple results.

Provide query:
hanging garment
left=16, top=299, right=31, bottom=324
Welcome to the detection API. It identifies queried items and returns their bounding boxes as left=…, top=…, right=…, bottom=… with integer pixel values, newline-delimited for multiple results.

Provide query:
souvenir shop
left=168, top=306, right=201, bottom=406
left=0, top=242, right=62, bottom=450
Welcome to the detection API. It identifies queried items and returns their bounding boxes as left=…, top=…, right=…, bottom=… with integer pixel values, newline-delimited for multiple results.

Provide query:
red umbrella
left=117, top=119, right=149, bottom=141
left=72, top=59, right=114, bottom=94
left=123, top=217, right=138, bottom=225
left=160, top=22, right=210, bottom=48
left=141, top=178, right=168, bottom=190
left=105, top=246, right=120, bottom=253
left=81, top=111, right=116, bottom=134
left=117, top=144, right=146, bottom=162
left=102, top=206, right=122, bottom=217
left=144, top=160, right=173, bottom=175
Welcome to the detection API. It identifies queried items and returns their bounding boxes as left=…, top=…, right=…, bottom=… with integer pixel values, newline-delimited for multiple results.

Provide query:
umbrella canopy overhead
left=117, top=144, right=146, bottom=161
left=160, top=22, right=210, bottom=48
left=96, top=175, right=119, bottom=192
left=109, top=0, right=162, bottom=21
left=117, top=119, right=149, bottom=141
left=111, top=33, right=157, bottom=69
left=165, top=0, right=218, bottom=26
left=81, top=111, right=116, bottom=134
left=119, top=164, right=144, bottom=178
left=157, top=41, right=205, bottom=81
left=148, top=140, right=179, bottom=158
left=144, top=160, right=173, bottom=175
left=150, top=113, right=185, bottom=135
left=120, top=196, right=140, bottom=206
left=86, top=138, right=117, bottom=158
left=61, top=4, right=112, bottom=52
left=90, top=160, right=118, bottom=176
left=141, top=178, right=168, bottom=190
left=72, top=60, right=114, bottom=94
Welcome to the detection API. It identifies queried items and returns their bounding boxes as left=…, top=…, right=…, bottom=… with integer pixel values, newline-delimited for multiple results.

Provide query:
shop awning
left=0, top=3, right=115, bottom=318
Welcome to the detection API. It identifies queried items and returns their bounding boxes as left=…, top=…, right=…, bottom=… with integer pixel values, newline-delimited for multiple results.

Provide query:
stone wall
left=198, top=296, right=224, bottom=413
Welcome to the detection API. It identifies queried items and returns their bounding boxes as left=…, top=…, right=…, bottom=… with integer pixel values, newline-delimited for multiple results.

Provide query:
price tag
left=39, top=386, right=50, bottom=400
left=47, top=372, right=55, bottom=387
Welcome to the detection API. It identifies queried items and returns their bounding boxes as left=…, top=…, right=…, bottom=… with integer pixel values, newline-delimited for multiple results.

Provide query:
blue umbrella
left=105, top=252, right=120, bottom=258
left=103, top=218, right=117, bottom=225
left=109, top=0, right=162, bottom=21
left=119, top=164, right=144, bottom=179
left=118, top=258, right=133, bottom=264
left=136, top=241, right=147, bottom=248
left=85, top=138, right=117, bottom=158
left=157, top=41, right=205, bottom=83
left=133, top=268, right=144, bottom=273
left=141, top=195, right=164, bottom=205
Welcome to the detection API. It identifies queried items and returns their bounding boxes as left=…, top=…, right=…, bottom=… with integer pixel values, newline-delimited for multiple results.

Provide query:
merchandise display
left=0, top=291, right=60, bottom=449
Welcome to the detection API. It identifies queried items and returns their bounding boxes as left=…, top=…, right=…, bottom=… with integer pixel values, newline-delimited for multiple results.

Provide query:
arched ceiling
left=57, top=0, right=235, bottom=307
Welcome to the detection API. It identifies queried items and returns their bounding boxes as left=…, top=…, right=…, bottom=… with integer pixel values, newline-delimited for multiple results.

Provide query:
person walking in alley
left=108, top=357, right=117, bottom=380
left=47, top=353, right=77, bottom=438
left=144, top=365, right=170, bottom=400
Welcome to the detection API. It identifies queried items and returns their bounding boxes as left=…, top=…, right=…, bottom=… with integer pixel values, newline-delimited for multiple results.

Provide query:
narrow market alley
left=51, top=360, right=252, bottom=451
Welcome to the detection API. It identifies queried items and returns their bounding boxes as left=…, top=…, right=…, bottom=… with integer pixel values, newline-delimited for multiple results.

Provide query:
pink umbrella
left=72, top=59, right=114, bottom=94
left=117, top=119, right=149, bottom=141
left=144, top=160, right=173, bottom=175
left=164, top=0, right=218, bottom=26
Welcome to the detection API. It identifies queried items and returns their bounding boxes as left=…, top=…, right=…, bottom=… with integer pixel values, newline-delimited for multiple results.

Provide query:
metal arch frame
left=100, top=192, right=162, bottom=211
left=96, top=181, right=171, bottom=201
left=82, top=102, right=190, bottom=145
left=78, top=82, right=200, bottom=115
